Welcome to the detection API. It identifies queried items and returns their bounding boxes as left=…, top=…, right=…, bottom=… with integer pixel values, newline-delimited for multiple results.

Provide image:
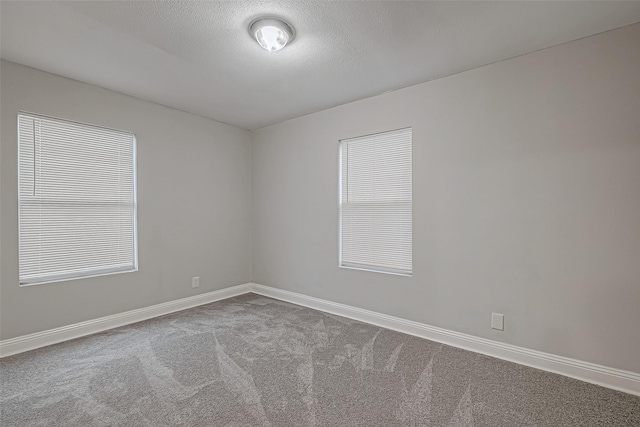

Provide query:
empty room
left=1, top=1, right=639, bottom=426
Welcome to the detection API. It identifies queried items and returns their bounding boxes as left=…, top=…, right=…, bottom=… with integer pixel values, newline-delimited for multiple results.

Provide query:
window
left=18, top=113, right=137, bottom=285
left=339, top=127, right=412, bottom=275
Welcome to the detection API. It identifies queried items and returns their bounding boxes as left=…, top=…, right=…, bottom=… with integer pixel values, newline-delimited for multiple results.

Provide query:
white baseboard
left=0, top=283, right=252, bottom=358
left=2, top=281, right=638, bottom=396
left=250, top=283, right=640, bottom=397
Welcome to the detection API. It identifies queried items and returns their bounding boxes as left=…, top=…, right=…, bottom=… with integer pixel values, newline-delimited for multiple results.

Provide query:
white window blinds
left=18, top=113, right=137, bottom=285
left=340, top=127, right=412, bottom=275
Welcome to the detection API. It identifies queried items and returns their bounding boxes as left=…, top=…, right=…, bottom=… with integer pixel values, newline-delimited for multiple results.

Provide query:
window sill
left=339, top=264, right=412, bottom=277
left=19, top=267, right=138, bottom=287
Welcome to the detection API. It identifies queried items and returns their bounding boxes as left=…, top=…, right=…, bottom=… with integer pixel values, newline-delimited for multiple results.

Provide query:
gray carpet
left=1, top=293, right=639, bottom=426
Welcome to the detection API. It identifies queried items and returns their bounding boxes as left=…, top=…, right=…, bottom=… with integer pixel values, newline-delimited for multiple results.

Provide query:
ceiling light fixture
left=249, top=17, right=295, bottom=52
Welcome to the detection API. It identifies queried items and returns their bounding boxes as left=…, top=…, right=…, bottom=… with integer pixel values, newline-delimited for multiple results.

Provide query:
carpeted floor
left=1, top=293, right=639, bottom=426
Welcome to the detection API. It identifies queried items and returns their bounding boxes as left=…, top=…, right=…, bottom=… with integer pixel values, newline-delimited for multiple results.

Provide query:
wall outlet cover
left=491, top=313, right=504, bottom=331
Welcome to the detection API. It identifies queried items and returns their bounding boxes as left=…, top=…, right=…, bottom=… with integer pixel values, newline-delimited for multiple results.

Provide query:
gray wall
left=0, top=60, right=252, bottom=340
left=251, top=24, right=640, bottom=373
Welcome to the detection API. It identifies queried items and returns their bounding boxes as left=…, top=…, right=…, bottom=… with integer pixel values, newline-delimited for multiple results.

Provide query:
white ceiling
left=2, top=1, right=640, bottom=130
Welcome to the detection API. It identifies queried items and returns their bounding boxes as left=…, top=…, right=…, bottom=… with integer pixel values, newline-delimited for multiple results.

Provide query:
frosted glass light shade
left=250, top=18, right=295, bottom=52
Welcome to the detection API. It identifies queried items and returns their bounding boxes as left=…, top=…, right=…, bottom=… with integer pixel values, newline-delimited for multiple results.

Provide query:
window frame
left=17, top=111, right=139, bottom=286
left=338, top=127, right=413, bottom=277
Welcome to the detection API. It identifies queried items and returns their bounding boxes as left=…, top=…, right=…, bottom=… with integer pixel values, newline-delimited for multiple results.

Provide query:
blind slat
left=18, top=113, right=137, bottom=284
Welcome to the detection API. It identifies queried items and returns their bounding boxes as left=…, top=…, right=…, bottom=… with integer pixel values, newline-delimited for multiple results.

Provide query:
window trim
left=17, top=111, right=139, bottom=286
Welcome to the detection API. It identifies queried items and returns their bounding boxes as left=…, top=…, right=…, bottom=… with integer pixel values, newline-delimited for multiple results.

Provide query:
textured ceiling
left=2, top=1, right=640, bottom=129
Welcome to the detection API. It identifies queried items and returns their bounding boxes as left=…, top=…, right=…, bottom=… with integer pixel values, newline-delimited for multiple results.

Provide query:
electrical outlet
left=192, top=276, right=200, bottom=288
left=491, top=313, right=504, bottom=331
